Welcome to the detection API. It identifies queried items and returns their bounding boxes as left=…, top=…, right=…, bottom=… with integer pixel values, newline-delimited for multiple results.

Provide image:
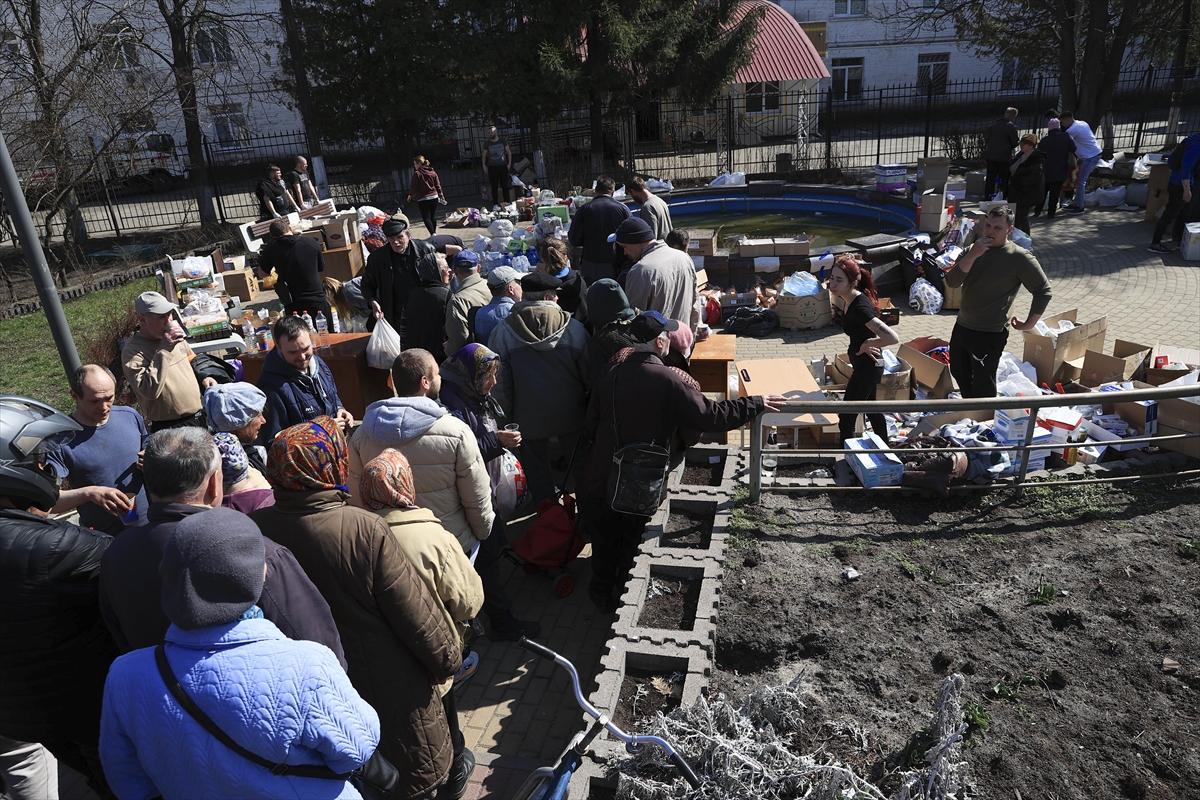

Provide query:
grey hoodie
left=361, top=396, right=445, bottom=446
left=487, top=301, right=593, bottom=440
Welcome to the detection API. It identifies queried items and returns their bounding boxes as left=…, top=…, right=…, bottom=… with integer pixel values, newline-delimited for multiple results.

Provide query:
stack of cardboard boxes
left=916, top=157, right=951, bottom=234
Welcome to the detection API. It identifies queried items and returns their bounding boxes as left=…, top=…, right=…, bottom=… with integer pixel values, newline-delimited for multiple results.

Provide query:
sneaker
left=438, top=748, right=476, bottom=800
left=589, top=583, right=618, bottom=614
left=1064, top=205, right=1085, bottom=213
left=489, top=612, right=542, bottom=641
left=1147, top=242, right=1173, bottom=254
left=453, top=650, right=479, bottom=686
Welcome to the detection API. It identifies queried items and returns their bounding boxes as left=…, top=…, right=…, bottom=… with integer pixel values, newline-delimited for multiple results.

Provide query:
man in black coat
left=568, top=175, right=631, bottom=282
left=257, top=218, right=330, bottom=321
left=360, top=214, right=439, bottom=332
left=99, top=426, right=347, bottom=668
left=579, top=312, right=785, bottom=612
left=0, top=397, right=117, bottom=797
left=984, top=107, right=1021, bottom=199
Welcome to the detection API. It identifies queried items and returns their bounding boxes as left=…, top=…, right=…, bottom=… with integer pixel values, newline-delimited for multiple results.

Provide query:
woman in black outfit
left=402, top=252, right=451, bottom=362
left=1008, top=133, right=1046, bottom=233
left=827, top=256, right=900, bottom=445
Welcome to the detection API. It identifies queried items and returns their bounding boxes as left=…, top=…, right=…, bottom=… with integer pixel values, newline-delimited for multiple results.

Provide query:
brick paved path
left=58, top=205, right=1198, bottom=799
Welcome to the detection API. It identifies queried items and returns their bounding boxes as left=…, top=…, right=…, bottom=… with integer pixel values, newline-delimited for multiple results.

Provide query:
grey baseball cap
left=486, top=266, right=520, bottom=288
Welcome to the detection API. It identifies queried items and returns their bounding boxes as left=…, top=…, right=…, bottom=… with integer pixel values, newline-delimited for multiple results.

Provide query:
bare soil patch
left=682, top=459, right=726, bottom=486
left=664, top=509, right=714, bottom=549
left=713, top=478, right=1200, bottom=799
left=638, top=574, right=702, bottom=631
left=614, top=667, right=684, bottom=731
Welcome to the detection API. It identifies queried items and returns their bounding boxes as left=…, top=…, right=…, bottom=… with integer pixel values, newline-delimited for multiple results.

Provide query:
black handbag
left=154, top=645, right=398, bottom=799
left=606, top=362, right=672, bottom=517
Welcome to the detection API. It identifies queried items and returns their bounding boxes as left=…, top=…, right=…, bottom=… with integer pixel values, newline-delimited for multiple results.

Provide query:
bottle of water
left=330, top=308, right=341, bottom=334
left=301, top=310, right=314, bottom=330
left=315, top=312, right=329, bottom=349
left=241, top=318, right=258, bottom=353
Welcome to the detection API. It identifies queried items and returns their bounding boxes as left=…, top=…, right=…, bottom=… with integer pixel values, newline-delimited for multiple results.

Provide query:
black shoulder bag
left=605, top=360, right=672, bottom=517
left=154, top=645, right=398, bottom=799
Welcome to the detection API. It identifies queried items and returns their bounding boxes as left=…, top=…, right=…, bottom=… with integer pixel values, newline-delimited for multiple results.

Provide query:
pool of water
left=667, top=210, right=906, bottom=251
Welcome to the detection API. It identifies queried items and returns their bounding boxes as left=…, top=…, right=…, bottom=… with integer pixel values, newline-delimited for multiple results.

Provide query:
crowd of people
left=0, top=181, right=791, bottom=799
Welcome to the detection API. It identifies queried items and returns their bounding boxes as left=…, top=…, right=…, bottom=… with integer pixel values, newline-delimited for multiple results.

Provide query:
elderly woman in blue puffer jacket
left=99, top=507, right=380, bottom=799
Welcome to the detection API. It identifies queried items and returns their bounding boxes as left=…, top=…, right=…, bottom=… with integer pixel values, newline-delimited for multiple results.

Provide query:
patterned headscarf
left=213, top=432, right=250, bottom=487
left=441, top=343, right=500, bottom=400
left=265, top=416, right=349, bottom=492
left=359, top=450, right=416, bottom=510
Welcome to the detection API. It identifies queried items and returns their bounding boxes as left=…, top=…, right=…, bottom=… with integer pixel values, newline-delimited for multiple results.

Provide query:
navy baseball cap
left=452, top=250, right=480, bottom=269
left=628, top=310, right=680, bottom=343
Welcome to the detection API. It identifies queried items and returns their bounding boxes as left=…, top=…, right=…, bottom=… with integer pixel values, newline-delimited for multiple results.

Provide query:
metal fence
left=32, top=67, right=1199, bottom=240
left=747, top=383, right=1200, bottom=502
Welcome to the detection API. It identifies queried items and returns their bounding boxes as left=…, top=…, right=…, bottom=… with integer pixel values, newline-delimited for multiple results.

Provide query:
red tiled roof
left=732, top=0, right=830, bottom=83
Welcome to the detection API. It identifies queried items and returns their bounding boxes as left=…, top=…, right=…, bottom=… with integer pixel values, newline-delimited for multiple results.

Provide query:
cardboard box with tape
left=832, top=353, right=913, bottom=401
left=1021, top=309, right=1107, bottom=385
left=898, top=336, right=954, bottom=398
left=776, top=288, right=832, bottom=330
left=1078, top=340, right=1153, bottom=387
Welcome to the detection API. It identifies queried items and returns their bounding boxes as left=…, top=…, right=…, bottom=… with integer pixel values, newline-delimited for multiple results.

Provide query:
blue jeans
left=1072, top=153, right=1102, bottom=209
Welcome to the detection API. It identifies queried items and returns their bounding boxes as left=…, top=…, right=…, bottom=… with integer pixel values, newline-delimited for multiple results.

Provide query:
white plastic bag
left=366, top=318, right=403, bottom=370
left=472, top=234, right=489, bottom=253
left=487, top=219, right=514, bottom=237
left=493, top=451, right=528, bottom=519
left=1094, top=184, right=1126, bottom=207
left=781, top=271, right=821, bottom=296
left=909, top=277, right=943, bottom=315
left=1011, top=229, right=1033, bottom=251
left=996, top=352, right=1038, bottom=386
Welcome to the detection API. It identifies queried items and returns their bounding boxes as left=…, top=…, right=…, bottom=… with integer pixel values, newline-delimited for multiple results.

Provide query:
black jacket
left=0, top=509, right=118, bottom=744
left=567, top=195, right=631, bottom=265
left=99, top=502, right=347, bottom=669
left=360, top=239, right=438, bottom=332
left=1008, top=149, right=1046, bottom=207
left=259, top=235, right=326, bottom=309
left=1037, top=129, right=1077, bottom=183
left=984, top=117, right=1020, bottom=162
left=403, top=283, right=450, bottom=362
left=580, top=351, right=764, bottom=498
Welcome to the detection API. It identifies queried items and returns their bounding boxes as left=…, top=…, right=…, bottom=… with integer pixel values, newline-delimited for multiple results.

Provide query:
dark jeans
left=1152, top=182, right=1199, bottom=244
left=839, top=356, right=888, bottom=443
left=150, top=410, right=206, bottom=433
left=44, top=740, right=114, bottom=799
left=984, top=160, right=1011, bottom=199
left=475, top=513, right=511, bottom=620
left=416, top=199, right=438, bottom=235
left=949, top=323, right=1009, bottom=399
left=441, top=690, right=464, bottom=757
left=1036, top=181, right=1064, bottom=216
left=487, top=165, right=511, bottom=206
left=582, top=494, right=649, bottom=599
left=1014, top=204, right=1031, bottom=234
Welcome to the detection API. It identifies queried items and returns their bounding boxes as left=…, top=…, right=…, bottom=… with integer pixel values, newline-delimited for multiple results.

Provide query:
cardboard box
left=832, top=353, right=913, bottom=401
left=944, top=179, right=967, bottom=201
left=898, top=336, right=954, bottom=398
left=220, top=254, right=246, bottom=272
left=321, top=219, right=351, bottom=249
left=909, top=409, right=992, bottom=438
left=1129, top=379, right=1200, bottom=458
left=535, top=205, right=569, bottom=226
left=844, top=431, right=904, bottom=487
left=773, top=236, right=810, bottom=256
left=736, top=358, right=837, bottom=428
left=1144, top=344, right=1200, bottom=385
left=323, top=244, right=365, bottom=283
left=1102, top=387, right=1159, bottom=438
left=877, top=298, right=900, bottom=326
left=753, top=257, right=781, bottom=274
left=687, top=229, right=717, bottom=256
left=993, top=407, right=1031, bottom=442
left=1001, top=427, right=1053, bottom=475
left=1079, top=340, right=1153, bottom=387
left=1021, top=309, right=1107, bottom=386
left=1183, top=222, right=1200, bottom=261
left=916, top=157, right=951, bottom=193
left=519, top=167, right=538, bottom=186
left=720, top=291, right=757, bottom=310
left=512, top=157, right=531, bottom=174
left=299, top=229, right=326, bottom=248
left=740, top=238, right=775, bottom=257
left=776, top=289, right=832, bottom=330
left=220, top=269, right=259, bottom=303
left=918, top=190, right=948, bottom=233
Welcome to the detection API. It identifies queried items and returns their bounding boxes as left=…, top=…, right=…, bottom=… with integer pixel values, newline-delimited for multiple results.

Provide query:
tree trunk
left=589, top=88, right=604, bottom=175
left=160, top=0, right=218, bottom=226
left=1057, top=0, right=1079, bottom=114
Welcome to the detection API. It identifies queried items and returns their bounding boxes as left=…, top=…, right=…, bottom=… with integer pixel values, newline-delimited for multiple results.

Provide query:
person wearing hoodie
left=444, top=251, right=492, bottom=353
left=438, top=344, right=541, bottom=640
left=407, top=155, right=445, bottom=235
left=252, top=417, right=462, bottom=800
left=487, top=271, right=592, bottom=504
left=256, top=315, right=353, bottom=445
left=99, top=507, right=379, bottom=800
left=360, top=451, right=482, bottom=798
left=257, top=218, right=330, bottom=321
left=348, top=349, right=495, bottom=557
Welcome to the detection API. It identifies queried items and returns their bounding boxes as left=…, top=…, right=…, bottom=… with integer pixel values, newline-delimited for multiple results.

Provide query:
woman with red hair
left=827, top=256, right=900, bottom=445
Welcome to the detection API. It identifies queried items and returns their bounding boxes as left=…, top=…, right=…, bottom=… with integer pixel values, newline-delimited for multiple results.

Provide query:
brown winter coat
left=251, top=489, right=461, bottom=799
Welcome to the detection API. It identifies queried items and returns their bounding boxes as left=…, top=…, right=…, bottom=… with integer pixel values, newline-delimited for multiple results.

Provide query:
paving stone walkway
left=59, top=204, right=1199, bottom=799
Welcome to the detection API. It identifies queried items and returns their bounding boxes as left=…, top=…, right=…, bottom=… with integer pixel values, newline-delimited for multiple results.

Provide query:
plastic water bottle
left=315, top=312, right=329, bottom=349
left=330, top=308, right=342, bottom=334
left=301, top=310, right=314, bottom=330
left=241, top=318, right=258, bottom=353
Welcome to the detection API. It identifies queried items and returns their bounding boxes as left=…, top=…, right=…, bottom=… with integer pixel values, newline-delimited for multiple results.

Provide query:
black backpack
left=1167, top=134, right=1200, bottom=171
left=724, top=306, right=779, bottom=337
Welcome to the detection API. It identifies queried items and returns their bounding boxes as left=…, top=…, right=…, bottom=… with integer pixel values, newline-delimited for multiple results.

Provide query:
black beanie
left=160, top=507, right=266, bottom=630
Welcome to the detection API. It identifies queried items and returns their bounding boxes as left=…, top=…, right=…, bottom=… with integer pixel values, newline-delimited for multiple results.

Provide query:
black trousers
left=1014, top=204, right=1031, bottom=235
left=1152, top=182, right=1199, bottom=245
left=985, top=160, right=1011, bottom=199
left=44, top=739, right=114, bottom=799
left=416, top=199, right=438, bottom=235
left=474, top=513, right=511, bottom=620
left=1036, top=181, right=1064, bottom=216
left=487, top=165, right=511, bottom=206
left=441, top=690, right=464, bottom=757
left=583, top=494, right=648, bottom=598
left=839, top=357, right=888, bottom=443
left=949, top=323, right=1009, bottom=399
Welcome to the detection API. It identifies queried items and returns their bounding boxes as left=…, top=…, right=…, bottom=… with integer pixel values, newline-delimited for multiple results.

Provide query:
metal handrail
left=749, top=382, right=1200, bottom=502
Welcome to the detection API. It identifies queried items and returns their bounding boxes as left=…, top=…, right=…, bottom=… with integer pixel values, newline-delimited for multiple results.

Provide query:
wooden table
left=240, top=332, right=392, bottom=419
left=690, top=333, right=737, bottom=399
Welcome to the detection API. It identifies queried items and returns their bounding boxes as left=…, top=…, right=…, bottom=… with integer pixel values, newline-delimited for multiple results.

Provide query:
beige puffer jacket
left=348, top=397, right=495, bottom=553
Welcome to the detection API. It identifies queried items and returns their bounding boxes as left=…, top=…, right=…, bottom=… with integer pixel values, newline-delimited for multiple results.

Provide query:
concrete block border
left=587, top=639, right=711, bottom=742
left=613, top=558, right=722, bottom=649
left=640, top=496, right=732, bottom=563
left=670, top=444, right=740, bottom=495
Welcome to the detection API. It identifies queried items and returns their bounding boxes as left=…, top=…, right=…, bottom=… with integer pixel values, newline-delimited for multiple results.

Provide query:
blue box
left=844, top=431, right=904, bottom=488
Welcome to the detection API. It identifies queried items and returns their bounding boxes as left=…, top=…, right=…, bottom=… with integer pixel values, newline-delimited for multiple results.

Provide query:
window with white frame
left=1000, top=58, right=1032, bottom=92
left=211, top=104, right=249, bottom=148
left=831, top=57, right=863, bottom=102
left=745, top=81, right=780, bottom=114
left=917, top=52, right=949, bottom=95
left=196, top=23, right=233, bottom=65
left=833, top=0, right=867, bottom=15
left=99, top=18, right=141, bottom=70
left=1, top=30, right=20, bottom=63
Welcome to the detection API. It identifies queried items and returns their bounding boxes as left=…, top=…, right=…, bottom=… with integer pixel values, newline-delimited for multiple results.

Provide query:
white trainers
left=453, top=650, right=479, bottom=686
